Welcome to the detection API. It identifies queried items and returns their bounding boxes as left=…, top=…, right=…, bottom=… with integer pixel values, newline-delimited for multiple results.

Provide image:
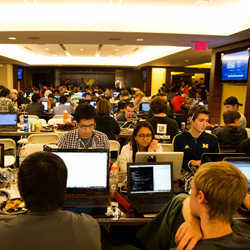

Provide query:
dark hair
left=74, top=103, right=96, bottom=122
left=0, top=87, right=10, bottom=97
left=32, top=93, right=41, bottom=103
left=96, top=98, right=111, bottom=115
left=120, top=89, right=129, bottom=97
left=125, top=102, right=135, bottom=109
left=18, top=151, right=67, bottom=212
left=188, top=105, right=210, bottom=121
left=48, top=93, right=54, bottom=99
left=150, top=96, right=168, bottom=114
left=59, top=95, right=67, bottom=104
left=223, top=110, right=241, bottom=125
left=130, top=121, right=155, bottom=162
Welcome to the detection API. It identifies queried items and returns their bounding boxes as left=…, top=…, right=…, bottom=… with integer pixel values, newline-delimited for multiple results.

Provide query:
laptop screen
left=128, top=162, right=173, bottom=194
left=0, top=113, right=17, bottom=126
left=42, top=101, right=48, bottom=112
left=139, top=102, right=150, bottom=112
left=224, top=157, right=250, bottom=183
left=47, top=149, right=109, bottom=193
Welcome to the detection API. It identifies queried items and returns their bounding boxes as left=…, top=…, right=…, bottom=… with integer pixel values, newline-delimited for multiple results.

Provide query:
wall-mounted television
left=221, top=49, right=249, bottom=83
left=17, top=68, right=23, bottom=80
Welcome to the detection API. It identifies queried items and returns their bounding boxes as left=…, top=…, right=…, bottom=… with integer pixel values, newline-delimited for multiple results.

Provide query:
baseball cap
left=224, top=96, right=242, bottom=106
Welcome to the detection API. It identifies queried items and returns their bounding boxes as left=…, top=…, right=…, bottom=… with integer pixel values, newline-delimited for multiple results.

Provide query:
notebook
left=223, top=157, right=250, bottom=192
left=127, top=162, right=174, bottom=214
left=45, top=148, right=110, bottom=216
left=0, top=113, right=18, bottom=131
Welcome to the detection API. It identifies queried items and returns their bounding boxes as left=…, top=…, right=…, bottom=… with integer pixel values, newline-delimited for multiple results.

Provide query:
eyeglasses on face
left=78, top=124, right=95, bottom=129
left=137, top=134, right=152, bottom=138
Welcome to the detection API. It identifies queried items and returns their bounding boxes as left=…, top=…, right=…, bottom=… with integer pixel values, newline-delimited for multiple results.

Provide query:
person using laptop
left=0, top=151, right=101, bottom=250
left=53, top=95, right=72, bottom=115
left=116, top=102, right=136, bottom=126
left=58, top=103, right=109, bottom=150
left=136, top=161, right=250, bottom=250
left=224, top=96, right=246, bottom=129
left=0, top=87, right=16, bottom=113
left=25, top=93, right=45, bottom=117
left=118, top=121, right=161, bottom=173
left=173, top=105, right=219, bottom=190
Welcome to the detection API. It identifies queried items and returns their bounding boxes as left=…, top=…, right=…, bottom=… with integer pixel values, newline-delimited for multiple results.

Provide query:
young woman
left=118, top=121, right=161, bottom=173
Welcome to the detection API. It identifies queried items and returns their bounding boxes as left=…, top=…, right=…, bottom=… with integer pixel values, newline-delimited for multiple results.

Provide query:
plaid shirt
left=0, top=97, right=16, bottom=113
left=58, top=128, right=109, bottom=150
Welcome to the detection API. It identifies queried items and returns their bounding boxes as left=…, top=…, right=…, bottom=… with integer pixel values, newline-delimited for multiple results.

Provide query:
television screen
left=221, top=49, right=249, bottom=82
left=17, top=68, right=23, bottom=80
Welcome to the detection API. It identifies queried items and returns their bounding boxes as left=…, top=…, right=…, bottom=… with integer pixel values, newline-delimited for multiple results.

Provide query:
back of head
left=0, top=87, right=10, bottom=97
left=224, top=96, right=242, bottom=107
left=18, top=151, right=67, bottom=212
left=194, top=161, right=248, bottom=222
left=59, top=95, right=67, bottom=104
left=223, top=110, right=241, bottom=125
left=120, top=89, right=129, bottom=97
left=74, top=103, right=96, bottom=122
left=96, top=98, right=111, bottom=115
left=150, top=96, right=168, bottom=114
left=32, top=93, right=41, bottom=103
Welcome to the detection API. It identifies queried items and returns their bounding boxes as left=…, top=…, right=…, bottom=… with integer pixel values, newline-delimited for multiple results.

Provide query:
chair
left=27, top=133, right=60, bottom=144
left=19, top=143, right=58, bottom=164
left=0, top=139, right=17, bottom=167
left=159, top=143, right=172, bottom=152
left=109, top=140, right=121, bottom=160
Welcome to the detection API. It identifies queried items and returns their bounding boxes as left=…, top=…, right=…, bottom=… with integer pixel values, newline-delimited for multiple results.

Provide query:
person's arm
left=148, top=139, right=158, bottom=152
left=175, top=197, right=202, bottom=250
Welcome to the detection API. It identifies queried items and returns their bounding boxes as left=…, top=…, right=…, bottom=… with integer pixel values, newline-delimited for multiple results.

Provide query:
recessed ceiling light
left=80, top=48, right=84, bottom=51
left=8, top=37, right=16, bottom=40
left=136, top=38, right=144, bottom=42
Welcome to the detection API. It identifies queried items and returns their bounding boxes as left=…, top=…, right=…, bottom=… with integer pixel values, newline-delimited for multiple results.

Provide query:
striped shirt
left=0, top=97, right=16, bottom=113
left=58, top=128, right=109, bottom=150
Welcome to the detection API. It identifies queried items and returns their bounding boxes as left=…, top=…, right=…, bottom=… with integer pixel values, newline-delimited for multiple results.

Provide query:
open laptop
left=127, top=162, right=173, bottom=214
left=45, top=148, right=110, bottom=216
left=139, top=102, right=150, bottom=113
left=223, top=157, right=250, bottom=192
left=0, top=113, right=18, bottom=131
left=41, top=101, right=48, bottom=112
left=201, top=152, right=246, bottom=164
left=135, top=152, right=184, bottom=181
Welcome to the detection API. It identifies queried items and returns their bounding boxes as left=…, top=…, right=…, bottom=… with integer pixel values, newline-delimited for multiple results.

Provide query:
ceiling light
left=80, top=48, right=84, bottom=51
left=45, top=48, right=49, bottom=51
left=8, top=37, right=16, bottom=40
left=136, top=38, right=144, bottom=42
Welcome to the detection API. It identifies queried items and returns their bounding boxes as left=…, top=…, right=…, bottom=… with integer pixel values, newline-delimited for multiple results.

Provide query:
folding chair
left=0, top=139, right=17, bottom=167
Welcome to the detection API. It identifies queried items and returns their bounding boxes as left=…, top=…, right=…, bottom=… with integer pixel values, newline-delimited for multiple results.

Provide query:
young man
left=224, top=96, right=247, bottom=129
left=173, top=105, right=219, bottom=173
left=213, top=110, right=248, bottom=146
left=58, top=103, right=109, bottom=149
left=147, top=96, right=179, bottom=142
left=25, top=93, right=45, bottom=117
left=137, top=161, right=250, bottom=250
left=116, top=102, right=136, bottom=125
left=0, top=152, right=101, bottom=250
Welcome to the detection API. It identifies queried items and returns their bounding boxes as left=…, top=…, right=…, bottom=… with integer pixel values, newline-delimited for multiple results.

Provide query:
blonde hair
left=135, top=91, right=145, bottom=98
left=194, top=161, right=248, bottom=222
left=96, top=98, right=111, bottom=115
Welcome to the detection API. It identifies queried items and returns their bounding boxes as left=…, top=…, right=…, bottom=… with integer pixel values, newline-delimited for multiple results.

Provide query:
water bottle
left=23, top=115, right=29, bottom=132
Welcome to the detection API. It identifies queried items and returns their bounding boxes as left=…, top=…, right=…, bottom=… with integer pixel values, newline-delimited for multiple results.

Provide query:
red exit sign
left=192, top=41, right=208, bottom=51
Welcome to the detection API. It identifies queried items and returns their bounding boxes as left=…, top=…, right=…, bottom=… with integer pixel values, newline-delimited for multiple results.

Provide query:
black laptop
left=127, top=162, right=174, bottom=214
left=0, top=113, right=18, bottom=131
left=45, top=148, right=110, bottom=216
left=223, top=157, right=250, bottom=192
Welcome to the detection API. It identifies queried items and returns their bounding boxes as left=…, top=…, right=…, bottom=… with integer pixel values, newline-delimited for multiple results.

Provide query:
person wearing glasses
left=58, top=103, right=109, bottom=150
left=118, top=121, right=161, bottom=173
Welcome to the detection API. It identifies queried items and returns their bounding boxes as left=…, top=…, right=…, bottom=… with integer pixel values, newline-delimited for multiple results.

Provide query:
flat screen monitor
left=90, top=101, right=96, bottom=108
left=139, top=102, right=150, bottom=112
left=0, top=113, right=17, bottom=126
left=221, top=49, right=249, bottom=83
left=113, top=92, right=120, bottom=98
left=127, top=162, right=173, bottom=195
left=17, top=68, right=23, bottom=80
left=44, top=148, right=109, bottom=194
left=135, top=152, right=183, bottom=180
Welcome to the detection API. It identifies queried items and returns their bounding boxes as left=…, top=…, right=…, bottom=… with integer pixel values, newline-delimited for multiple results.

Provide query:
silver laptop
left=0, top=113, right=18, bottom=131
left=127, top=162, right=173, bottom=214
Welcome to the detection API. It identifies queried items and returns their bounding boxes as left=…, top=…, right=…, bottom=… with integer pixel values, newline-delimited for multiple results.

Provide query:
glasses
left=137, top=134, right=152, bottom=138
left=78, top=124, right=95, bottom=129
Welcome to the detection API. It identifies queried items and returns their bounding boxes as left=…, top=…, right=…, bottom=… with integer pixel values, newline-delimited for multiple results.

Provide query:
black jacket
left=95, top=114, right=120, bottom=140
left=173, top=131, right=219, bottom=172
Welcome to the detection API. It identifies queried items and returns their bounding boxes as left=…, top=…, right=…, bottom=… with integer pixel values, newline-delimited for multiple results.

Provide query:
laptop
left=139, top=102, right=150, bottom=113
left=42, top=101, right=48, bottom=112
left=135, top=152, right=184, bottom=181
left=45, top=148, right=110, bottom=216
left=201, top=153, right=246, bottom=164
left=127, top=162, right=173, bottom=214
left=223, top=157, right=250, bottom=192
left=0, top=113, right=18, bottom=131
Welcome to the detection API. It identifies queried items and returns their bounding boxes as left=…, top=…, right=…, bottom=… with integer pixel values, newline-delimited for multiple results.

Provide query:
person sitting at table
left=25, top=93, right=45, bottom=117
left=47, top=93, right=56, bottom=113
left=95, top=98, right=120, bottom=140
left=116, top=102, right=136, bottom=127
left=147, top=96, right=179, bottom=142
left=136, top=161, right=250, bottom=250
left=58, top=103, right=109, bottom=150
left=0, top=87, right=16, bottom=113
left=0, top=151, right=101, bottom=250
left=118, top=121, right=161, bottom=173
left=53, top=95, right=72, bottom=115
left=213, top=110, right=248, bottom=148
